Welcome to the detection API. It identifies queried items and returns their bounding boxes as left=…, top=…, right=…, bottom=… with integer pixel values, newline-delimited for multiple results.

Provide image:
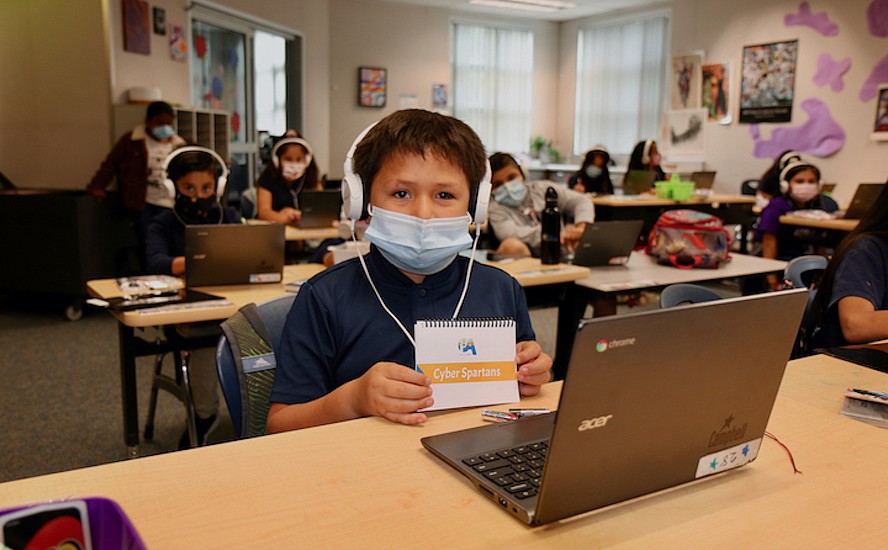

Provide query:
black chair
left=784, top=255, right=828, bottom=358
left=740, top=179, right=759, bottom=196
left=659, top=283, right=723, bottom=308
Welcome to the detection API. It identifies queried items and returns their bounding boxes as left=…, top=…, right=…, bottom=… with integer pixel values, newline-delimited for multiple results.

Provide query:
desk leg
left=118, top=324, right=140, bottom=458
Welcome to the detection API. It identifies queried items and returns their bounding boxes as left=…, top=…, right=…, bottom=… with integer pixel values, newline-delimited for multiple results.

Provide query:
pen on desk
left=509, top=408, right=551, bottom=418
left=481, top=409, right=517, bottom=422
left=850, top=388, right=888, bottom=400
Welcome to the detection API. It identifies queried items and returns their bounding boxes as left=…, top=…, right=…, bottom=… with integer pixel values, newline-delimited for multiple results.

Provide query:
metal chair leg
left=180, top=351, right=199, bottom=448
left=143, top=353, right=166, bottom=440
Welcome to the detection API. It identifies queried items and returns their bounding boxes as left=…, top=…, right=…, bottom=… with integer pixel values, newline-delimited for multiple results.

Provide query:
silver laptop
left=622, top=170, right=656, bottom=195
left=690, top=171, right=716, bottom=190
left=571, top=220, right=643, bottom=267
left=843, top=183, right=885, bottom=219
left=185, top=223, right=285, bottom=286
left=298, top=190, right=342, bottom=228
left=422, top=289, right=808, bottom=525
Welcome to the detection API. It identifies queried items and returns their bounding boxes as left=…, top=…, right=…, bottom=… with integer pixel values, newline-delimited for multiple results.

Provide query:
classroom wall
left=0, top=0, right=112, bottom=189
left=559, top=0, right=888, bottom=203
left=326, top=0, right=560, bottom=178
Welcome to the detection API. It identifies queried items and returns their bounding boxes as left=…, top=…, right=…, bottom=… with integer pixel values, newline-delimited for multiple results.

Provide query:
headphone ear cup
left=341, top=167, right=364, bottom=221
left=163, top=177, right=176, bottom=199
left=473, top=162, right=493, bottom=225
left=217, top=174, right=228, bottom=198
left=272, top=155, right=279, bottom=169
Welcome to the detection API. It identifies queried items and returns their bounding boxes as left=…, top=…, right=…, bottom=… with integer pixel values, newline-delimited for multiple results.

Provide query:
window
left=574, top=12, right=670, bottom=156
left=254, top=31, right=288, bottom=137
left=452, top=23, right=533, bottom=153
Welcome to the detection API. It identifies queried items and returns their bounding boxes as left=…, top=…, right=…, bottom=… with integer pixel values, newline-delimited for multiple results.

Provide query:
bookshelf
left=112, top=104, right=230, bottom=161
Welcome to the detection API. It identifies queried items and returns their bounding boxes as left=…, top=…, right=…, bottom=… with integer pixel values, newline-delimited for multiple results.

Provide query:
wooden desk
left=551, top=252, right=787, bottom=379
left=592, top=194, right=756, bottom=253
left=1, top=354, right=885, bottom=548
left=88, top=264, right=325, bottom=456
left=246, top=219, right=340, bottom=241
left=779, top=215, right=858, bottom=232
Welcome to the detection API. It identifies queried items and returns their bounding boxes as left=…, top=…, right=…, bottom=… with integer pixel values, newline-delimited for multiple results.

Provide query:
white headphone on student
left=162, top=146, right=229, bottom=199
left=587, top=145, right=610, bottom=165
left=779, top=160, right=820, bottom=195
left=777, top=151, right=803, bottom=171
left=271, top=137, right=313, bottom=169
left=341, top=121, right=493, bottom=227
left=641, top=140, right=654, bottom=165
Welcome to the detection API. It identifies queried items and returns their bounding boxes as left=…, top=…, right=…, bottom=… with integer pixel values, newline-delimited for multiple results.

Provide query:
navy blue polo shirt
left=270, top=246, right=536, bottom=405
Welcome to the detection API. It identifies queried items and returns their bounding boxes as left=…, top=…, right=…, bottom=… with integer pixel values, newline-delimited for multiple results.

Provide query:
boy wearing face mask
left=487, top=152, right=596, bottom=258
left=256, top=136, right=323, bottom=225
left=267, top=110, right=552, bottom=433
left=568, top=146, right=613, bottom=195
left=755, top=160, right=838, bottom=290
left=144, top=148, right=241, bottom=448
left=87, top=101, right=187, bottom=268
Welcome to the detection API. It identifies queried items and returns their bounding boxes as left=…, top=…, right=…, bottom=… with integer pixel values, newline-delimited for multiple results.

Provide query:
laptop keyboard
left=462, top=440, right=548, bottom=499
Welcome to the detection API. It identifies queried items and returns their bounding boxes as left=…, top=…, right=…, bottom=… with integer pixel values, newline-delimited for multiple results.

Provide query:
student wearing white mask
left=568, top=146, right=613, bottom=195
left=255, top=135, right=322, bottom=225
left=267, top=110, right=551, bottom=433
left=754, top=160, right=838, bottom=290
left=487, top=152, right=595, bottom=258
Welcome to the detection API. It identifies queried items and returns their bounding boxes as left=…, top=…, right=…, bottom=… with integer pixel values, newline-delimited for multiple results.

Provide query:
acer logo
left=578, top=414, right=612, bottom=431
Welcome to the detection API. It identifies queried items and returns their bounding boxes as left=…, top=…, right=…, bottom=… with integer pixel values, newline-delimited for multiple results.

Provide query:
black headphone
left=779, top=160, right=820, bottom=195
left=641, top=140, right=654, bottom=164
left=161, top=146, right=228, bottom=199
left=342, top=121, right=492, bottom=226
left=271, top=137, right=313, bottom=169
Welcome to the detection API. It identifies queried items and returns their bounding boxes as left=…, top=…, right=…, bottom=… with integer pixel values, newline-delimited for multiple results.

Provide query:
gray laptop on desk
left=622, top=170, right=657, bottom=195
left=843, top=183, right=885, bottom=219
left=185, top=223, right=285, bottom=286
left=690, top=171, right=716, bottom=190
left=422, top=289, right=808, bottom=525
left=571, top=220, right=644, bottom=267
left=299, top=190, right=342, bottom=228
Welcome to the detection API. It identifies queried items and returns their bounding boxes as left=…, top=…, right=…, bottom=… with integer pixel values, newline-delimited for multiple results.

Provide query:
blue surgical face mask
left=492, top=178, right=527, bottom=208
left=364, top=206, right=472, bottom=275
left=585, top=165, right=602, bottom=178
left=152, top=124, right=175, bottom=141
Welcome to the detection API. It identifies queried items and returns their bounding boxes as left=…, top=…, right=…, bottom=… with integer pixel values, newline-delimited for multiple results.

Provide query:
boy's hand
left=515, top=341, right=552, bottom=397
left=354, top=362, right=433, bottom=425
left=281, top=207, right=301, bottom=224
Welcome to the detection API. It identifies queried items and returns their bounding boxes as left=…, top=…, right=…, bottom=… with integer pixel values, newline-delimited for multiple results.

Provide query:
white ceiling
left=357, top=0, right=663, bottom=22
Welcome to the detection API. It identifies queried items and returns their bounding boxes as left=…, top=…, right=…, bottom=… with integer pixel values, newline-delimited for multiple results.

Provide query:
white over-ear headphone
left=587, top=145, right=610, bottom=165
left=641, top=140, right=653, bottom=164
left=778, top=151, right=802, bottom=171
left=342, top=121, right=493, bottom=226
left=779, top=160, right=819, bottom=195
left=271, top=137, right=313, bottom=169
left=162, top=146, right=229, bottom=199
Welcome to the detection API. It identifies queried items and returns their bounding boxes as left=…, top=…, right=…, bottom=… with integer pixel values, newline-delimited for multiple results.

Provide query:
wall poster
left=740, top=40, right=799, bottom=123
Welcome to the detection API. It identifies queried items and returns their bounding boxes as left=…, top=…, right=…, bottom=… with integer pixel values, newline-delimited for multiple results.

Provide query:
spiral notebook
left=415, top=318, right=518, bottom=411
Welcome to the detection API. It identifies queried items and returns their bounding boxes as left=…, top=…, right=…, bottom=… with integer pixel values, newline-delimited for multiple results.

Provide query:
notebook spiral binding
left=418, top=317, right=515, bottom=328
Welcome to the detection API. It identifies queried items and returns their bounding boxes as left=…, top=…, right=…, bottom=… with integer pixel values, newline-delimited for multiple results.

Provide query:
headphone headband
left=779, top=160, right=819, bottom=194
left=271, top=137, right=314, bottom=169
left=778, top=151, right=803, bottom=170
left=162, top=145, right=229, bottom=199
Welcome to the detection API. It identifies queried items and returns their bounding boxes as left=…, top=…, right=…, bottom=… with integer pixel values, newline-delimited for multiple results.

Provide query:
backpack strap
left=220, top=303, right=276, bottom=438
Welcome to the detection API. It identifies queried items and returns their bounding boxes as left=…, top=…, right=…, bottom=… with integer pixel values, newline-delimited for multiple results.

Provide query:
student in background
left=756, top=150, right=802, bottom=209
left=487, top=152, right=595, bottom=258
left=145, top=147, right=241, bottom=447
left=623, top=140, right=666, bottom=186
left=267, top=109, right=551, bottom=433
left=86, top=101, right=187, bottom=264
left=255, top=136, right=322, bottom=225
left=810, top=183, right=888, bottom=348
left=754, top=160, right=838, bottom=290
left=568, top=146, right=613, bottom=195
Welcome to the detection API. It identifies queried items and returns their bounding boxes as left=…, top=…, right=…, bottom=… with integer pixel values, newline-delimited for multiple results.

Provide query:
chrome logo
left=596, top=339, right=608, bottom=352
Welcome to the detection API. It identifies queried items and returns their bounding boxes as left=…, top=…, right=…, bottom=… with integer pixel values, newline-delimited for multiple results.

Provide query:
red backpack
left=645, top=209, right=732, bottom=269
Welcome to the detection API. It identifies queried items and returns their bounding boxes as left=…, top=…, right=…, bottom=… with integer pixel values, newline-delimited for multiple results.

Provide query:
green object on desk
left=655, top=173, right=695, bottom=201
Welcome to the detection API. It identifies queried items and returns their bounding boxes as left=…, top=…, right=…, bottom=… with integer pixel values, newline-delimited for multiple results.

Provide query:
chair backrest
left=740, top=179, right=759, bottom=196
left=216, top=294, right=296, bottom=438
left=783, top=255, right=828, bottom=358
left=240, top=187, right=257, bottom=219
left=659, top=283, right=723, bottom=308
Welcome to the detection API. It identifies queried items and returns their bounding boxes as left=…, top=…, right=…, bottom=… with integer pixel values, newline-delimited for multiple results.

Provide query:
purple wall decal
left=785, top=2, right=839, bottom=36
left=868, top=0, right=888, bottom=37
left=813, top=54, right=852, bottom=91
left=749, top=98, right=845, bottom=158
left=860, top=53, right=888, bottom=101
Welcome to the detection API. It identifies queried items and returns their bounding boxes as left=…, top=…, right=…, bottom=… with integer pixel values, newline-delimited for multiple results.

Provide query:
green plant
left=530, top=135, right=550, bottom=154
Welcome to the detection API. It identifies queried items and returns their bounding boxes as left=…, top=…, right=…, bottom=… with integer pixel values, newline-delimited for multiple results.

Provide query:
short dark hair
left=167, top=150, right=221, bottom=185
left=145, top=101, right=174, bottom=122
left=352, top=109, right=487, bottom=215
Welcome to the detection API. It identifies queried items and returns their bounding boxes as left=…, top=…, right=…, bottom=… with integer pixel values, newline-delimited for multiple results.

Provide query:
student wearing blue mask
left=267, top=110, right=552, bottom=433
left=487, top=152, right=595, bottom=258
left=568, top=146, right=613, bottom=195
left=87, top=101, right=187, bottom=266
